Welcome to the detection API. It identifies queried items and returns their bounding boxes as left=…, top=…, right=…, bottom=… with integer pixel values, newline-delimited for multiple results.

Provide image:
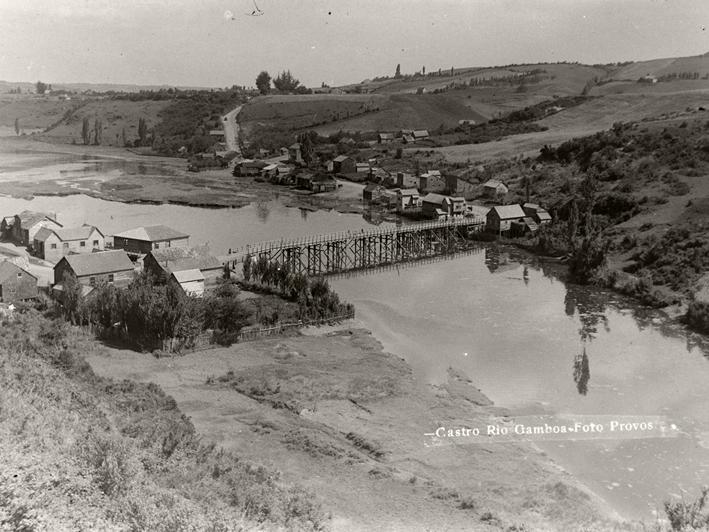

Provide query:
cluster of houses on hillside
left=0, top=210, right=224, bottom=306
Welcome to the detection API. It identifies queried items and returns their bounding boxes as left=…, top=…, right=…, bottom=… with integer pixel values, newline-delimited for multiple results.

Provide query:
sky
left=0, top=0, right=708, bottom=88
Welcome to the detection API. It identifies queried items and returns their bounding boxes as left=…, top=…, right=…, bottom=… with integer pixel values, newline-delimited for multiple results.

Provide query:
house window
left=50, top=243, right=57, bottom=249
left=154, top=242, right=160, bottom=249
left=63, top=242, right=69, bottom=249
left=108, top=274, right=114, bottom=283
left=93, top=240, right=99, bottom=247
left=80, top=241, right=86, bottom=247
left=89, top=277, right=96, bottom=286
left=17, top=273, right=21, bottom=278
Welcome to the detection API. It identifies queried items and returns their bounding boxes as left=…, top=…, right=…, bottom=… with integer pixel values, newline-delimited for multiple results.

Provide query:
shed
left=522, top=203, right=552, bottom=225
left=144, top=246, right=223, bottom=288
left=112, top=225, right=189, bottom=255
left=311, top=175, right=338, bottom=193
left=170, top=269, right=205, bottom=298
left=53, top=250, right=135, bottom=289
left=378, top=133, right=394, bottom=144
left=333, top=155, right=356, bottom=174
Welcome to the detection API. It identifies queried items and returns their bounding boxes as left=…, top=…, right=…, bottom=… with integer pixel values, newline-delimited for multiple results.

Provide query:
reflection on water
left=331, top=249, right=709, bottom=520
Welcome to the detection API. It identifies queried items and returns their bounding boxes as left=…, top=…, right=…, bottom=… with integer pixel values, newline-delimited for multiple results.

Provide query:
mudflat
left=86, top=326, right=629, bottom=531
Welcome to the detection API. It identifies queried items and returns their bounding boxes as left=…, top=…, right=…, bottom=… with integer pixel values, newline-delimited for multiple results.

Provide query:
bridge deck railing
left=224, top=215, right=485, bottom=261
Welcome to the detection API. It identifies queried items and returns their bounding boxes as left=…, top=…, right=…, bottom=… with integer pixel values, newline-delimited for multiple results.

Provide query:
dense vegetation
left=0, top=308, right=327, bottom=530
left=109, top=88, right=248, bottom=155
left=60, top=271, right=251, bottom=351
left=242, top=255, right=355, bottom=322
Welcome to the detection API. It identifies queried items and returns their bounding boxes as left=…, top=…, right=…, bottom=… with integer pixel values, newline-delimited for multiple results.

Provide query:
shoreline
left=85, top=321, right=638, bottom=531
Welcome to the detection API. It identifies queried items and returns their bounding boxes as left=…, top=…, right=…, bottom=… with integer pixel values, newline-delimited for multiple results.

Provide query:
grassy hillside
left=0, top=94, right=83, bottom=132
left=37, top=99, right=170, bottom=146
left=0, top=308, right=327, bottom=531
left=609, top=53, right=709, bottom=80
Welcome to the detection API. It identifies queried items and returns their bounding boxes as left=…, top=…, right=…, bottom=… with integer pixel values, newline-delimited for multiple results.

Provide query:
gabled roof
left=403, top=135, right=415, bottom=143
left=171, top=269, right=205, bottom=283
left=113, top=225, right=188, bottom=243
left=536, top=211, right=552, bottom=221
left=422, top=193, right=448, bottom=205
left=483, top=179, right=507, bottom=189
left=489, top=204, right=526, bottom=220
left=35, top=225, right=103, bottom=242
left=422, top=170, right=442, bottom=178
left=289, top=143, right=301, bottom=149
left=523, top=202, right=540, bottom=210
left=148, top=247, right=222, bottom=273
left=242, top=160, right=268, bottom=169
left=58, top=250, right=134, bottom=277
left=399, top=188, right=420, bottom=196
left=0, top=260, right=36, bottom=282
left=262, top=163, right=279, bottom=171
left=413, top=130, right=429, bottom=138
left=333, top=155, right=351, bottom=162
left=16, top=211, right=61, bottom=229
left=378, top=133, right=394, bottom=139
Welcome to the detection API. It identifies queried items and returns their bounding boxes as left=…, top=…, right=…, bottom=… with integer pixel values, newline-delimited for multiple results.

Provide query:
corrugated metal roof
left=490, top=204, right=526, bottom=219
left=171, top=269, right=204, bottom=283
left=59, top=250, right=134, bottom=277
left=113, top=225, right=188, bottom=242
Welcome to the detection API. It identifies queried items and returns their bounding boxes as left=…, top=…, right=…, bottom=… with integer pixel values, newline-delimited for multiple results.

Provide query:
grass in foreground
left=0, top=308, right=328, bottom=531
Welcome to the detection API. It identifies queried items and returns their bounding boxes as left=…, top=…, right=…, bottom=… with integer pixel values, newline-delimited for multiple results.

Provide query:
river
left=330, top=247, right=709, bottom=521
left=2, top=157, right=709, bottom=523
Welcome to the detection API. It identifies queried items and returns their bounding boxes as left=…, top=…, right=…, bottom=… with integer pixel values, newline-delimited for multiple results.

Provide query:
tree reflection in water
left=564, top=284, right=610, bottom=396
left=255, top=201, right=270, bottom=223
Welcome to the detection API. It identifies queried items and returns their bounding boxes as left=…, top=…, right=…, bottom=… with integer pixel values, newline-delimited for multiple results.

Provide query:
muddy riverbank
left=85, top=326, right=630, bottom=531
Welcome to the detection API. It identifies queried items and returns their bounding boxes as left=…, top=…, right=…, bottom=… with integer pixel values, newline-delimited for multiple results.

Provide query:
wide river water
left=1, top=156, right=708, bottom=522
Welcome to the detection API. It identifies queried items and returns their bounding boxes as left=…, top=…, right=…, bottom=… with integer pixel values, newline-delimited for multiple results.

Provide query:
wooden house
left=413, top=130, right=430, bottom=141
left=289, top=143, right=303, bottom=164
left=378, top=133, right=394, bottom=144
left=482, top=179, right=509, bottom=199
left=1, top=216, right=15, bottom=240
left=33, top=225, right=104, bottom=263
left=53, top=250, right=135, bottom=289
left=0, top=261, right=37, bottom=303
left=421, top=193, right=449, bottom=218
left=295, top=174, right=314, bottom=190
left=10, top=211, right=62, bottom=246
left=144, top=246, right=223, bottom=289
left=169, top=269, right=205, bottom=298
left=355, top=162, right=371, bottom=174
left=522, top=203, right=552, bottom=225
left=234, top=160, right=268, bottom=177
left=485, top=205, right=527, bottom=234
left=396, top=172, right=418, bottom=188
left=112, top=225, right=189, bottom=255
left=419, top=171, right=446, bottom=193
left=363, top=183, right=386, bottom=203
left=445, top=175, right=478, bottom=199
left=333, top=155, right=356, bottom=174
left=397, top=188, right=421, bottom=214
left=311, top=175, right=338, bottom=193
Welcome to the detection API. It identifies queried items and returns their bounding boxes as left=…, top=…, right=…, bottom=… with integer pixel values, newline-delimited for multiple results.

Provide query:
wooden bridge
left=225, top=217, right=486, bottom=276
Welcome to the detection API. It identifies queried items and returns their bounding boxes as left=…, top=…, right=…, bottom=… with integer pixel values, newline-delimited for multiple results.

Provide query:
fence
left=235, top=310, right=356, bottom=342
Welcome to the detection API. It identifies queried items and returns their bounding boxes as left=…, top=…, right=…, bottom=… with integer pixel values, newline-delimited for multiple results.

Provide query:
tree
left=35, top=81, right=48, bottom=94
left=272, top=70, right=300, bottom=92
left=395, top=64, right=401, bottom=78
left=81, top=117, right=91, bottom=145
left=242, top=254, right=253, bottom=282
left=256, top=71, right=271, bottom=95
left=422, top=66, right=425, bottom=75
left=14, top=118, right=19, bottom=136
left=138, top=117, right=147, bottom=146
left=296, top=130, right=317, bottom=165
left=93, top=118, right=102, bottom=145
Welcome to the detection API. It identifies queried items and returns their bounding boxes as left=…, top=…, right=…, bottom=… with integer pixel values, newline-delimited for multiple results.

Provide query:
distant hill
left=608, top=53, right=709, bottom=81
left=0, top=80, right=213, bottom=94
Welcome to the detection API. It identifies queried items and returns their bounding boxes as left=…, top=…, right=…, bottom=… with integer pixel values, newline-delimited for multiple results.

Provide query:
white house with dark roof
left=112, top=225, right=189, bottom=255
left=33, top=225, right=104, bottom=263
